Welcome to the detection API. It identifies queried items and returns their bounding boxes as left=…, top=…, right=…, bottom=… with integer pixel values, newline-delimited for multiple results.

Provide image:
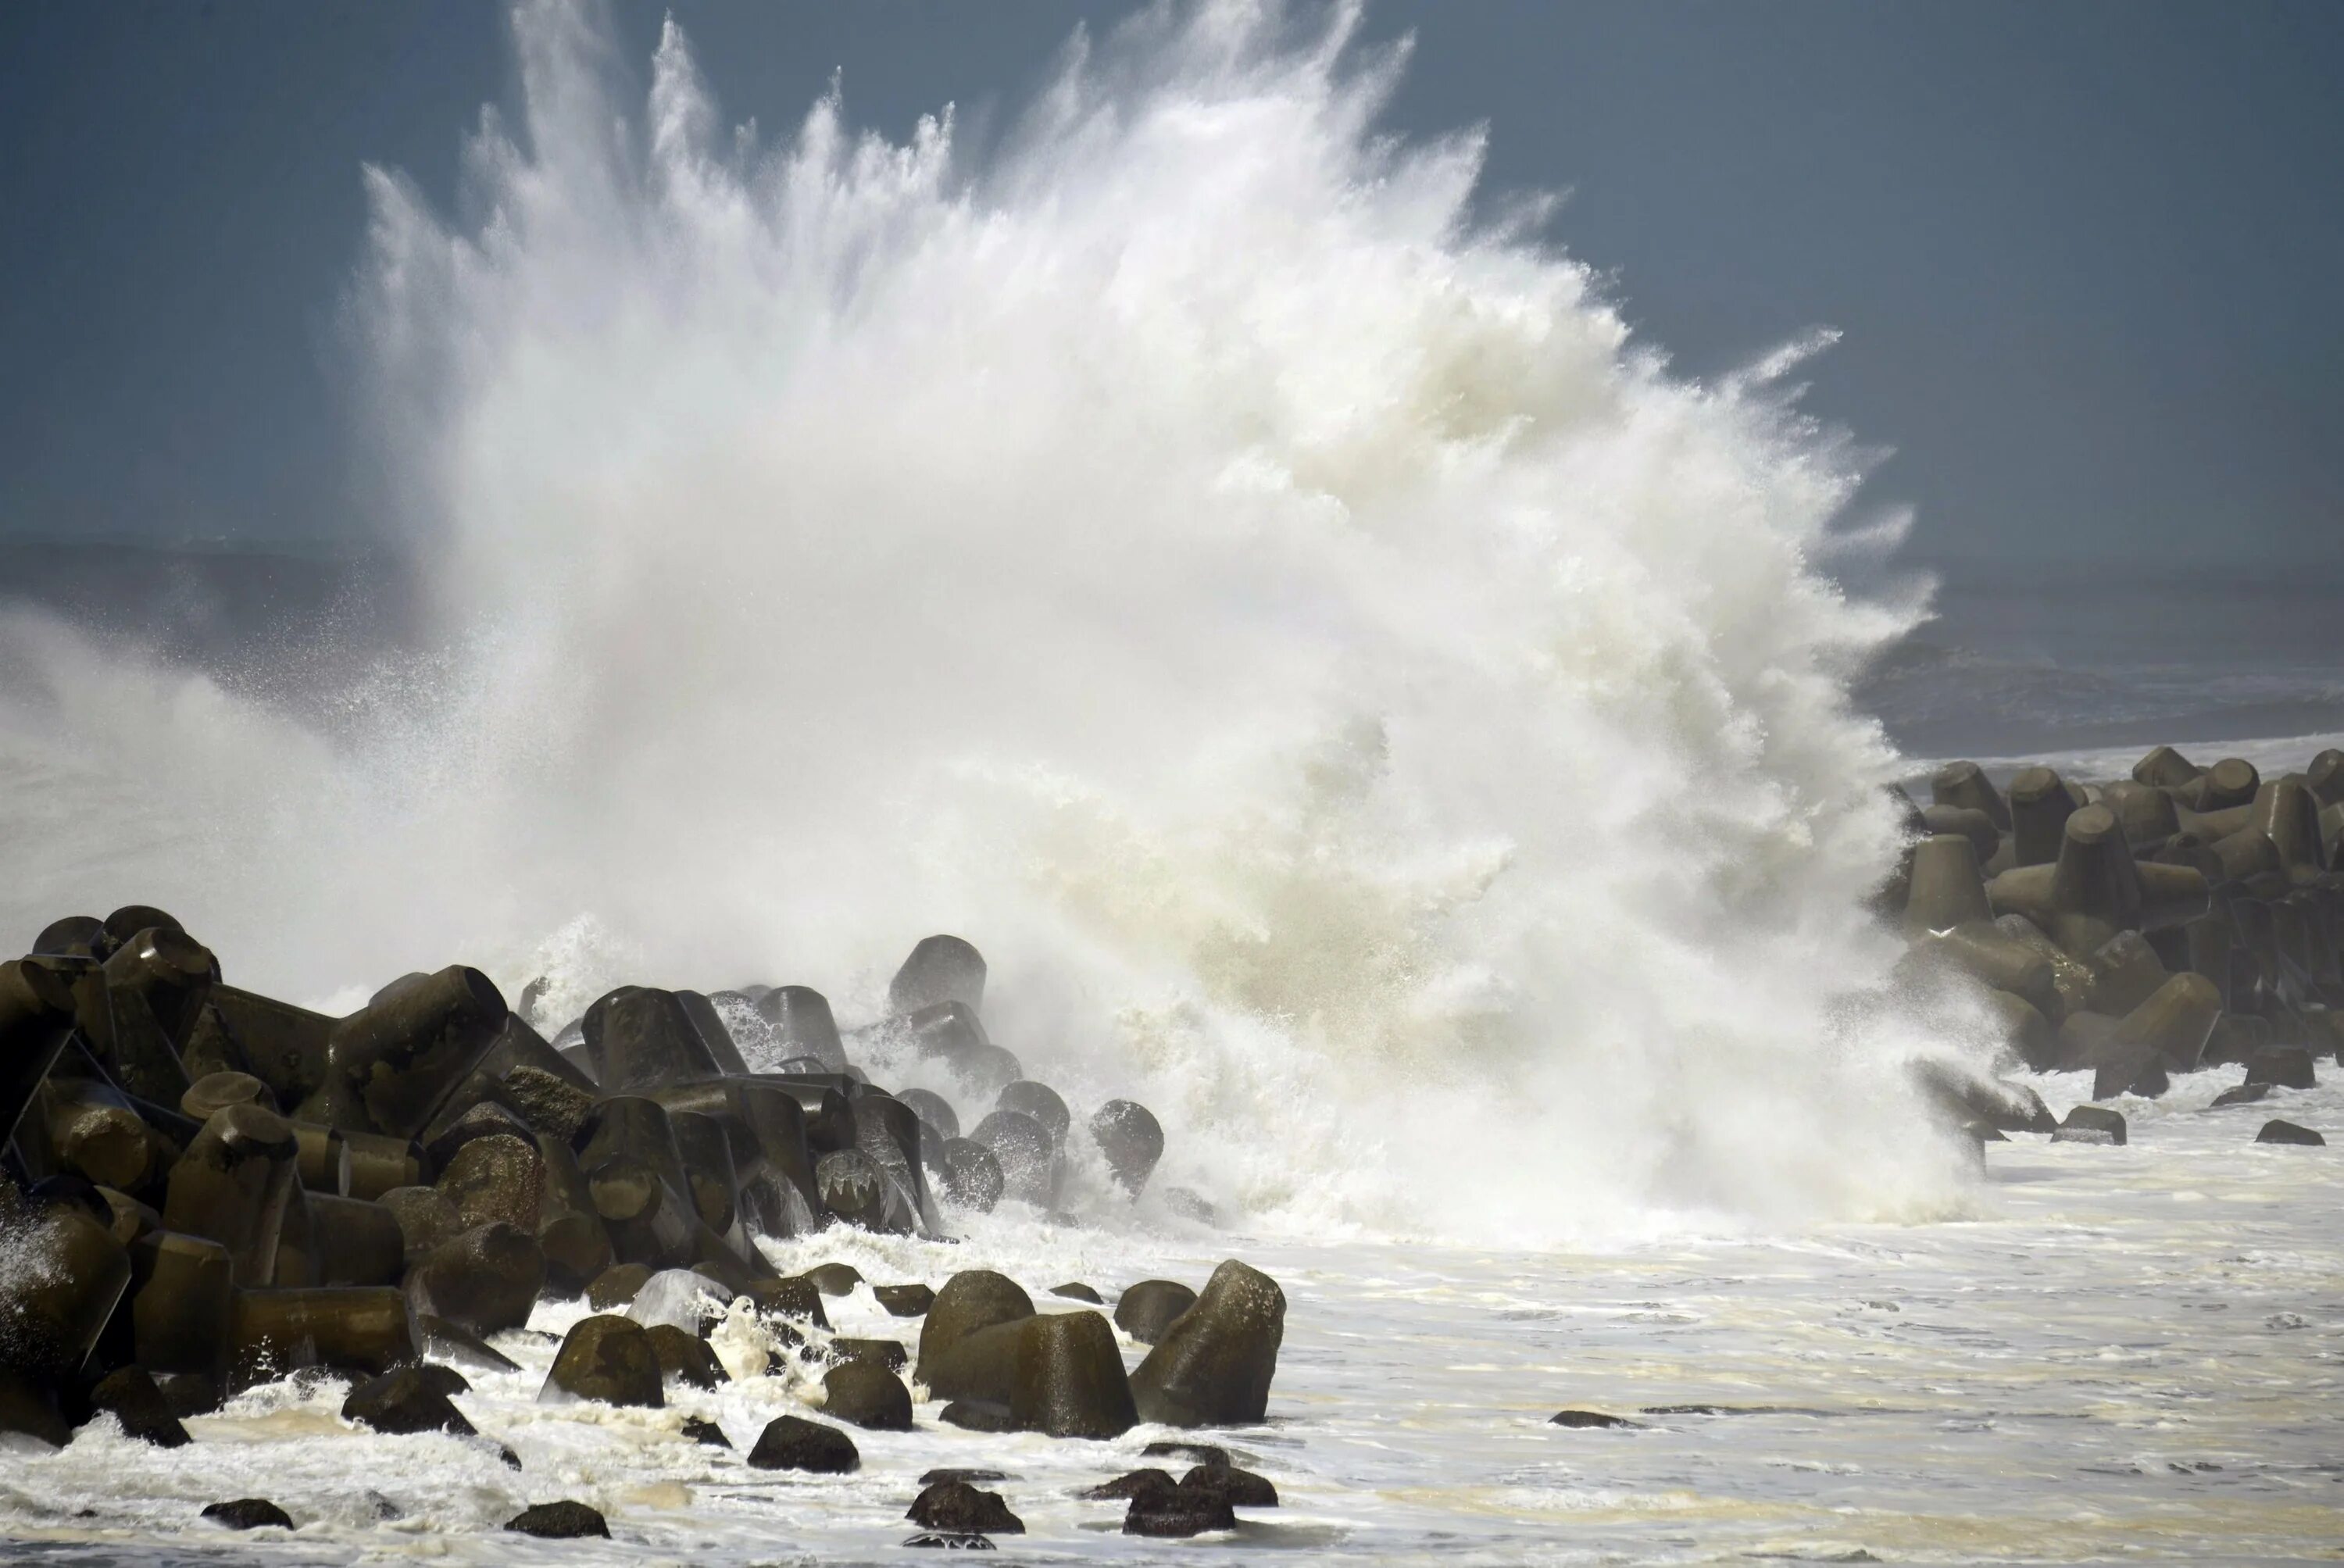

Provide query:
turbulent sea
left=2, top=3, right=2339, bottom=1561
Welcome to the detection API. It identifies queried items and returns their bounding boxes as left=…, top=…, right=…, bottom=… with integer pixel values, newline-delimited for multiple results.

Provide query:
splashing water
left=0, top=1, right=1975, bottom=1241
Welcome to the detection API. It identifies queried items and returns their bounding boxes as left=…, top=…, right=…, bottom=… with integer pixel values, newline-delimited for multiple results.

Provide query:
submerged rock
left=936, top=1140, right=1004, bottom=1212
left=88, top=1366, right=191, bottom=1448
left=2211, top=1081, right=2274, bottom=1109
left=1011, top=1309, right=1135, bottom=1438
left=342, top=1364, right=474, bottom=1435
left=541, top=1315, right=663, bottom=1408
left=1123, top=1487, right=1238, bottom=1537
left=506, top=1501, right=609, bottom=1539
left=1087, top=1099, right=1165, bottom=1195
left=202, top=1498, right=292, bottom=1530
left=2256, top=1120, right=2324, bottom=1145
left=1049, top=1281, right=1102, bottom=1304
left=823, top=1360, right=913, bottom=1430
left=1179, top=1463, right=1278, bottom=1507
left=875, top=1283, right=935, bottom=1316
left=1113, top=1280, right=1198, bottom=1345
left=645, top=1323, right=727, bottom=1388
left=1549, top=1408, right=1638, bottom=1428
left=2052, top=1105, right=2128, bottom=1146
left=908, top=1479, right=1024, bottom=1534
left=747, top=1413, right=859, bottom=1473
left=2246, top=1046, right=2318, bottom=1091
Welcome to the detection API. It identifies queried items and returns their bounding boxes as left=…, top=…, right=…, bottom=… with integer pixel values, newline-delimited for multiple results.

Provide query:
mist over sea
left=2, top=4, right=2338, bottom=1561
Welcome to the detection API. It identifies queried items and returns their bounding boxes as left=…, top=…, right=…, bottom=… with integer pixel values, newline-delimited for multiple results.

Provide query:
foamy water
left=4, top=1072, right=2338, bottom=1564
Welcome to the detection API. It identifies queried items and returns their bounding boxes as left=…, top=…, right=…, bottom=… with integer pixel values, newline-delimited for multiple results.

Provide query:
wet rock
left=1129, top=1259, right=1285, bottom=1427
left=823, top=1360, right=913, bottom=1430
left=876, top=1283, right=935, bottom=1316
left=1012, top=1309, right=1135, bottom=1438
left=434, top=1132, right=545, bottom=1234
left=341, top=1364, right=476, bottom=1436
left=533, top=1133, right=613, bottom=1295
left=2211, top=1081, right=2274, bottom=1108
left=753, top=985, right=849, bottom=1072
left=420, top=1313, right=521, bottom=1373
left=896, top=1088, right=959, bottom=1141
left=229, top=1286, right=420, bottom=1386
left=324, top=966, right=507, bottom=1139
left=88, top=1366, right=191, bottom=1448
left=747, top=1413, right=859, bottom=1473
left=1123, top=1488, right=1237, bottom=1537
left=807, top=1262, right=863, bottom=1295
left=0, top=1370, right=71, bottom=1447
left=405, top=1223, right=545, bottom=1338
left=583, top=986, right=724, bottom=1094
left=1181, top=1463, right=1278, bottom=1507
left=909, top=1480, right=1024, bottom=1533
left=153, top=1370, right=221, bottom=1419
left=587, top=1262, right=654, bottom=1309
left=923, top=1468, right=1010, bottom=1485
left=2246, top=1046, right=2317, bottom=1091
left=506, top=1501, right=609, bottom=1539
left=202, top=1498, right=292, bottom=1530
left=830, top=1337, right=909, bottom=1373
left=995, top=1080, right=1070, bottom=1146
left=948, top=1043, right=1025, bottom=1102
left=968, top=1110, right=1054, bottom=1205
left=1080, top=1467, right=1179, bottom=1502
left=646, top=1323, right=728, bottom=1388
left=307, top=1193, right=406, bottom=1288
left=1159, top=1186, right=1219, bottom=1224
left=1049, top=1281, right=1102, bottom=1304
left=918, top=1270, right=1034, bottom=1380
left=1142, top=1440, right=1235, bottom=1466
left=681, top=1414, right=731, bottom=1447
left=163, top=1103, right=302, bottom=1288
left=745, top=1273, right=829, bottom=1328
left=939, top=1398, right=1017, bottom=1432
left=1550, top=1408, right=1639, bottom=1428
left=936, top=1139, right=1004, bottom=1212
left=890, top=937, right=988, bottom=1016
left=2256, top=1120, right=2324, bottom=1145
left=378, top=1187, right=463, bottom=1272
left=129, top=1230, right=232, bottom=1377
left=1113, top=1280, right=1198, bottom=1345
left=541, top=1315, right=663, bottom=1408
left=903, top=1533, right=995, bottom=1550
left=2053, top=1105, right=2128, bottom=1145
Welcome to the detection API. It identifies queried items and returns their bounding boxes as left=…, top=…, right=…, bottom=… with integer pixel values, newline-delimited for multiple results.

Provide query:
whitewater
left=2, top=3, right=2337, bottom=1561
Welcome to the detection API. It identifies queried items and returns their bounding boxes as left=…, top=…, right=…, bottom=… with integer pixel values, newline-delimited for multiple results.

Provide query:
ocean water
left=2, top=3, right=2339, bottom=1560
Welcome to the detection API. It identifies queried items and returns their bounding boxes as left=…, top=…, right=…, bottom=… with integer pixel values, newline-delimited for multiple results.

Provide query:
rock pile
left=1893, top=745, right=2339, bottom=1144
left=1, top=919, right=1186, bottom=1448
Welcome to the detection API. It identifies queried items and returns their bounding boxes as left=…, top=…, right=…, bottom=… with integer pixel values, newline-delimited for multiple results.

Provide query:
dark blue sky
left=3, top=2, right=2338, bottom=570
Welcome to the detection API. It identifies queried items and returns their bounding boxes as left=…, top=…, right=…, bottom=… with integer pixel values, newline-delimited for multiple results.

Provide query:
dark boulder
left=1087, top=1100, right=1165, bottom=1195
left=824, top=1360, right=913, bottom=1430
left=1550, top=1409, right=1638, bottom=1428
left=405, top=1223, right=544, bottom=1338
left=968, top=1111, right=1054, bottom=1205
left=876, top=1283, right=935, bottom=1316
left=1113, top=1280, right=1198, bottom=1345
left=587, top=1262, right=654, bottom=1309
left=1012, top=1309, right=1136, bottom=1438
left=378, top=1187, right=464, bottom=1272
left=745, top=1273, right=829, bottom=1328
left=909, top=1480, right=1024, bottom=1533
left=995, top=1080, right=1070, bottom=1145
left=2256, top=1120, right=2325, bottom=1145
left=681, top=1414, right=731, bottom=1447
left=1180, top=1463, right=1278, bottom=1507
left=88, top=1366, right=191, bottom=1448
left=807, top=1262, right=863, bottom=1295
left=830, top=1338, right=909, bottom=1373
left=917, top=1270, right=1035, bottom=1378
left=1049, top=1282, right=1102, bottom=1304
left=1128, top=1259, right=1285, bottom=1427
left=434, top=1132, right=545, bottom=1233
left=2211, top=1081, right=2274, bottom=1109
left=1124, top=1488, right=1237, bottom=1537
left=889, top=937, right=987, bottom=1016
left=936, top=1140, right=1004, bottom=1212
left=420, top=1313, right=521, bottom=1373
left=896, top=1088, right=959, bottom=1141
left=646, top=1323, right=727, bottom=1388
left=939, top=1398, right=1017, bottom=1432
left=2246, top=1046, right=2318, bottom=1091
left=541, top=1315, right=663, bottom=1408
left=2052, top=1105, right=2128, bottom=1145
left=1080, top=1467, right=1178, bottom=1502
left=506, top=1501, right=609, bottom=1539
left=341, top=1364, right=475, bottom=1436
left=202, top=1498, right=292, bottom=1530
left=923, top=1467, right=1010, bottom=1485
left=747, top=1413, right=859, bottom=1473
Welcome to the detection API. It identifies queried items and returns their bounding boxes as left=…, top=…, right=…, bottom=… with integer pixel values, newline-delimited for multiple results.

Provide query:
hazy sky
left=3, top=1, right=2337, bottom=570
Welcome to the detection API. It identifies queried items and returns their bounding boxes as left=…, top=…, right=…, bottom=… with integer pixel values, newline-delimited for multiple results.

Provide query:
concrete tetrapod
left=1128, top=1259, right=1285, bottom=1427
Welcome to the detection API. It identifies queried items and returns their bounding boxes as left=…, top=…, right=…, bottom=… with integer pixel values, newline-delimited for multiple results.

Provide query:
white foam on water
left=0, top=0, right=1977, bottom=1245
